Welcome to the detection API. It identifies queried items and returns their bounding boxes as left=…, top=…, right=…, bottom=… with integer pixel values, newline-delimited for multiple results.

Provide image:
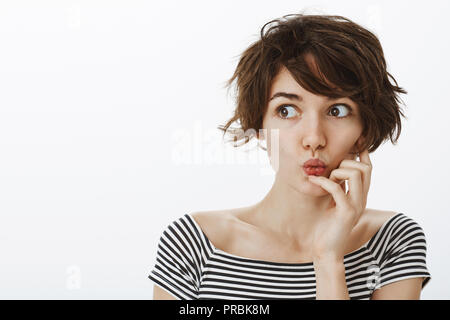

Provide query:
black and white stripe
left=148, top=212, right=431, bottom=300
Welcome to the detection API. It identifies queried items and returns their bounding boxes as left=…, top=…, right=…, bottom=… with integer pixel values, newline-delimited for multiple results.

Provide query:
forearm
left=313, top=257, right=350, bottom=300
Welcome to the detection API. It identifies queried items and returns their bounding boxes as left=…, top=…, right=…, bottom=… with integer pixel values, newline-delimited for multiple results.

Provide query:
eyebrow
left=269, top=92, right=334, bottom=102
left=269, top=92, right=302, bottom=102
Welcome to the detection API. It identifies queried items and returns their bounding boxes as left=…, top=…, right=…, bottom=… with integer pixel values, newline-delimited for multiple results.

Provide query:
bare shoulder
left=190, top=207, right=399, bottom=254
left=190, top=209, right=238, bottom=250
left=345, top=208, right=400, bottom=252
left=362, top=208, right=400, bottom=234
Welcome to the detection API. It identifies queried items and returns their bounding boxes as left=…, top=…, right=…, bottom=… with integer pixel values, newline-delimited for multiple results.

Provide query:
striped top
left=148, top=212, right=431, bottom=300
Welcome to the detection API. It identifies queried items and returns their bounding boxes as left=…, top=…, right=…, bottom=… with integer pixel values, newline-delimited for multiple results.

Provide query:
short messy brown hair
left=217, top=13, right=407, bottom=154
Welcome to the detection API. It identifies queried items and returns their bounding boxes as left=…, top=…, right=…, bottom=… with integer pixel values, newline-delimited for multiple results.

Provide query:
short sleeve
left=148, top=216, right=201, bottom=300
left=375, top=215, right=431, bottom=291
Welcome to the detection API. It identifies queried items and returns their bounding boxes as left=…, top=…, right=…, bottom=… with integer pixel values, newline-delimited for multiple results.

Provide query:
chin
left=309, top=184, right=328, bottom=194
left=299, top=181, right=327, bottom=196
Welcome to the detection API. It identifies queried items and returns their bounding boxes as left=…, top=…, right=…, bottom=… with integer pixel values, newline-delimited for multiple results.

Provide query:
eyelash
left=275, top=103, right=353, bottom=120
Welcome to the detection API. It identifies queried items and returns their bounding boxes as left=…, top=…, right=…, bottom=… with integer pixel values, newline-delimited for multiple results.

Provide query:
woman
left=148, top=13, right=431, bottom=300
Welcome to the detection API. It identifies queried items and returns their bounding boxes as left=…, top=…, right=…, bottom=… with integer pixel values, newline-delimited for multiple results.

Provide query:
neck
left=251, top=174, right=335, bottom=243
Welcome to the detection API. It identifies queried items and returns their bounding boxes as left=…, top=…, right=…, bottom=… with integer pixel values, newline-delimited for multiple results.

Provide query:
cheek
left=265, top=130, right=295, bottom=164
left=277, top=132, right=300, bottom=169
left=333, top=135, right=360, bottom=160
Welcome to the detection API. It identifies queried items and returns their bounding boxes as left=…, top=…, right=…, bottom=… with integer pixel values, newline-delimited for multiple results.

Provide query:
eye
left=276, top=105, right=298, bottom=119
left=329, top=104, right=352, bottom=118
left=275, top=103, right=353, bottom=120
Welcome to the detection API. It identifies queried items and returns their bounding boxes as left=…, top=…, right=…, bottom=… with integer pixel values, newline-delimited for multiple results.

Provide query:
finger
left=337, top=154, right=372, bottom=196
left=329, top=168, right=363, bottom=211
left=340, top=179, right=346, bottom=194
left=358, top=149, right=372, bottom=212
left=359, top=149, right=372, bottom=167
left=358, top=149, right=372, bottom=191
left=308, top=175, right=350, bottom=211
left=327, top=172, right=346, bottom=193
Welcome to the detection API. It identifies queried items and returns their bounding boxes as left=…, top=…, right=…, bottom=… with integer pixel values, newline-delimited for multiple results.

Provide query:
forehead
left=268, top=65, right=359, bottom=113
left=269, top=53, right=351, bottom=104
left=269, top=66, right=331, bottom=103
left=269, top=66, right=304, bottom=95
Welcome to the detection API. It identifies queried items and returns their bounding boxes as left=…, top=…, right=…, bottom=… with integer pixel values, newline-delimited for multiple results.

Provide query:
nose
left=301, top=116, right=326, bottom=154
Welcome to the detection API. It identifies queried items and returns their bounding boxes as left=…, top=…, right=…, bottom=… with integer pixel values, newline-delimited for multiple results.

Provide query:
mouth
left=303, top=166, right=327, bottom=176
left=302, top=158, right=327, bottom=176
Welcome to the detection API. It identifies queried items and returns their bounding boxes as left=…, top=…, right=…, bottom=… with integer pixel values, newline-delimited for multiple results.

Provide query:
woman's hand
left=307, top=149, right=372, bottom=261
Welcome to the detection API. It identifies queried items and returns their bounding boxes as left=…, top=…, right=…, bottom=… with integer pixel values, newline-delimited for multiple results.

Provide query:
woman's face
left=261, top=65, right=364, bottom=195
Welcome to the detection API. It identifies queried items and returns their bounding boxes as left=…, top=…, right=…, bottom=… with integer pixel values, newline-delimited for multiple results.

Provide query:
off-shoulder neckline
left=185, top=212, right=404, bottom=266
